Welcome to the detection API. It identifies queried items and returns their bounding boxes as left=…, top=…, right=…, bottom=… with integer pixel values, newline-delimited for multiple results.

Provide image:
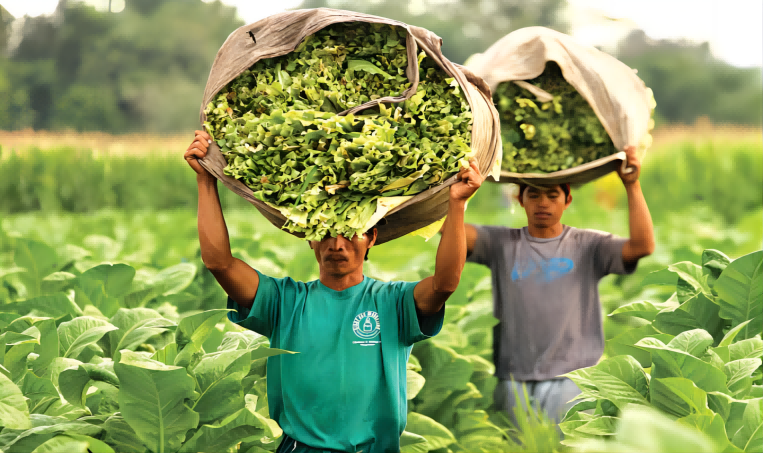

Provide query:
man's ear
left=367, top=228, right=378, bottom=249
left=565, top=193, right=573, bottom=207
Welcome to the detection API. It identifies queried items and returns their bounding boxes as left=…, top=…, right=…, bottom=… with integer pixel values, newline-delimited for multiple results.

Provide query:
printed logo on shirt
left=511, top=257, right=574, bottom=283
left=352, top=311, right=381, bottom=346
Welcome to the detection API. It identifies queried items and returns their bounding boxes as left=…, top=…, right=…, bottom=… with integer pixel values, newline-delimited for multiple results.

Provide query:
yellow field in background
left=0, top=129, right=191, bottom=155
left=0, top=116, right=760, bottom=155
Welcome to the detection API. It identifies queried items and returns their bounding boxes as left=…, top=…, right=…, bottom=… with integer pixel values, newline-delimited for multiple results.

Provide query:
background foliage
left=0, top=0, right=761, bottom=134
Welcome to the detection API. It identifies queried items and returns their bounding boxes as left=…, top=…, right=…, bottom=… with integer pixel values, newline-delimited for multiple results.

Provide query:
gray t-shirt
left=467, top=225, right=635, bottom=381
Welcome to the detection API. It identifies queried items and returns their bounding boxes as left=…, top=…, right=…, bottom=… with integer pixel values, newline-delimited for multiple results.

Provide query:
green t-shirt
left=227, top=271, right=444, bottom=453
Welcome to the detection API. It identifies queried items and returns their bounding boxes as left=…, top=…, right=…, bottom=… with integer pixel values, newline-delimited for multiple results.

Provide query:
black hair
left=364, top=220, right=384, bottom=261
left=518, top=183, right=571, bottom=200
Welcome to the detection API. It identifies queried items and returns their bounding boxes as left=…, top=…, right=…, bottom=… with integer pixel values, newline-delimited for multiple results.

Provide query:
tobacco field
left=0, top=133, right=761, bottom=452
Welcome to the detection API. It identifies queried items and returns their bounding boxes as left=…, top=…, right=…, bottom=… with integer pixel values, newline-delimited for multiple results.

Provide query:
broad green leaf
left=82, top=235, right=122, bottom=262
left=59, top=363, right=119, bottom=408
left=564, top=356, right=649, bottom=410
left=672, top=261, right=713, bottom=300
left=642, top=268, right=680, bottom=287
left=400, top=430, right=427, bottom=449
left=179, top=394, right=277, bottom=453
left=714, top=251, right=763, bottom=340
left=151, top=343, right=178, bottom=366
left=21, top=373, right=59, bottom=414
left=562, top=398, right=598, bottom=422
left=0, top=329, right=39, bottom=364
left=31, top=434, right=89, bottom=453
left=703, top=249, right=732, bottom=287
left=201, top=322, right=226, bottom=354
left=6, top=317, right=59, bottom=375
left=0, top=371, right=31, bottom=429
left=32, top=433, right=114, bottom=453
left=1, top=419, right=102, bottom=453
left=725, top=359, right=762, bottom=397
left=609, top=299, right=678, bottom=322
left=701, top=348, right=728, bottom=370
left=348, top=59, right=394, bottom=79
left=708, top=391, right=736, bottom=421
left=57, top=316, right=118, bottom=359
left=84, top=381, right=119, bottom=416
left=217, top=330, right=266, bottom=352
left=174, top=309, right=232, bottom=367
left=153, top=262, right=197, bottom=296
left=37, top=398, right=89, bottom=420
left=728, top=399, right=752, bottom=445
left=730, top=337, right=763, bottom=361
left=0, top=313, right=21, bottom=329
left=75, top=264, right=136, bottom=318
left=606, top=323, right=674, bottom=367
left=15, top=239, right=59, bottom=298
left=102, top=415, right=148, bottom=453
left=575, top=405, right=719, bottom=453
left=721, top=320, right=754, bottom=347
left=637, top=338, right=730, bottom=394
left=4, top=338, right=38, bottom=382
left=77, top=264, right=135, bottom=298
left=574, top=416, right=619, bottom=436
left=43, top=357, right=82, bottom=389
left=404, top=412, right=456, bottom=451
left=189, top=349, right=250, bottom=423
left=7, top=293, right=83, bottom=319
left=732, top=398, right=762, bottom=452
left=105, top=308, right=175, bottom=359
left=114, top=350, right=199, bottom=453
left=414, top=342, right=473, bottom=391
left=40, top=272, right=77, bottom=294
left=651, top=377, right=710, bottom=417
left=667, top=329, right=714, bottom=357
left=407, top=369, right=426, bottom=400
left=678, top=412, right=733, bottom=452
left=654, top=292, right=724, bottom=339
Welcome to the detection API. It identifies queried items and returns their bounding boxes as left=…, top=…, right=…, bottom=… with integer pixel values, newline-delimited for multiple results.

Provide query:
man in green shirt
left=185, top=130, right=484, bottom=453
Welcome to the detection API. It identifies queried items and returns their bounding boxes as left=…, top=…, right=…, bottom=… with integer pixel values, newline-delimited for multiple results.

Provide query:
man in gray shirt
left=463, top=145, right=655, bottom=424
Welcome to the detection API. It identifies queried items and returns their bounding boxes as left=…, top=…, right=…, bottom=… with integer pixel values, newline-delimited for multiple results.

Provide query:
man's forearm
left=197, top=175, right=234, bottom=270
left=433, top=198, right=467, bottom=293
left=625, top=181, right=655, bottom=256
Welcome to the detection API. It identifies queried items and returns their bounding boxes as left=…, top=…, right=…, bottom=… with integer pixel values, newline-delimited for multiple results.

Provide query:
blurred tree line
left=0, top=0, right=760, bottom=134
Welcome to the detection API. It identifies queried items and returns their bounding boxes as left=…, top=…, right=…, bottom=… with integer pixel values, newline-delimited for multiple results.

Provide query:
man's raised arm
left=618, top=145, right=655, bottom=266
left=185, top=130, right=260, bottom=308
left=414, top=160, right=484, bottom=315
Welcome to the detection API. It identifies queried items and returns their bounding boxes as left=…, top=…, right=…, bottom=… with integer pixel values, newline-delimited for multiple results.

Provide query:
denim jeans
left=494, top=377, right=582, bottom=425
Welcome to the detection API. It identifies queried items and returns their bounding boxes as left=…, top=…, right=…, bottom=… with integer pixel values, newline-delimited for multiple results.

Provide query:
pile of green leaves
left=204, top=23, right=473, bottom=240
left=561, top=249, right=763, bottom=452
left=494, top=61, right=616, bottom=173
left=0, top=239, right=289, bottom=452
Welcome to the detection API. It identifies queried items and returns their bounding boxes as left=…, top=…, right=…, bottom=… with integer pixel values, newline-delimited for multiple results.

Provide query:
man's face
left=310, top=229, right=376, bottom=276
left=519, top=185, right=572, bottom=228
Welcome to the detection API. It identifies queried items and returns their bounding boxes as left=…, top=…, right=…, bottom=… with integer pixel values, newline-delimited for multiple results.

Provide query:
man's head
left=309, top=228, right=377, bottom=277
left=517, top=183, right=572, bottom=228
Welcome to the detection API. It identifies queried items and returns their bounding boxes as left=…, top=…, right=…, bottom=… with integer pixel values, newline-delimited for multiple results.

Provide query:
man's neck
left=526, top=223, right=565, bottom=239
left=319, top=269, right=365, bottom=292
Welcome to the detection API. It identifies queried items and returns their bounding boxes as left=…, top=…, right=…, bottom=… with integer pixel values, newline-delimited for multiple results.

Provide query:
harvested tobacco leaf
left=204, top=22, right=472, bottom=240
left=495, top=61, right=616, bottom=174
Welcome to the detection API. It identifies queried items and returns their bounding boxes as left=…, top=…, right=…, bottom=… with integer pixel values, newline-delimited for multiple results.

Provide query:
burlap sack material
left=197, top=8, right=502, bottom=244
left=466, top=26, right=655, bottom=186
